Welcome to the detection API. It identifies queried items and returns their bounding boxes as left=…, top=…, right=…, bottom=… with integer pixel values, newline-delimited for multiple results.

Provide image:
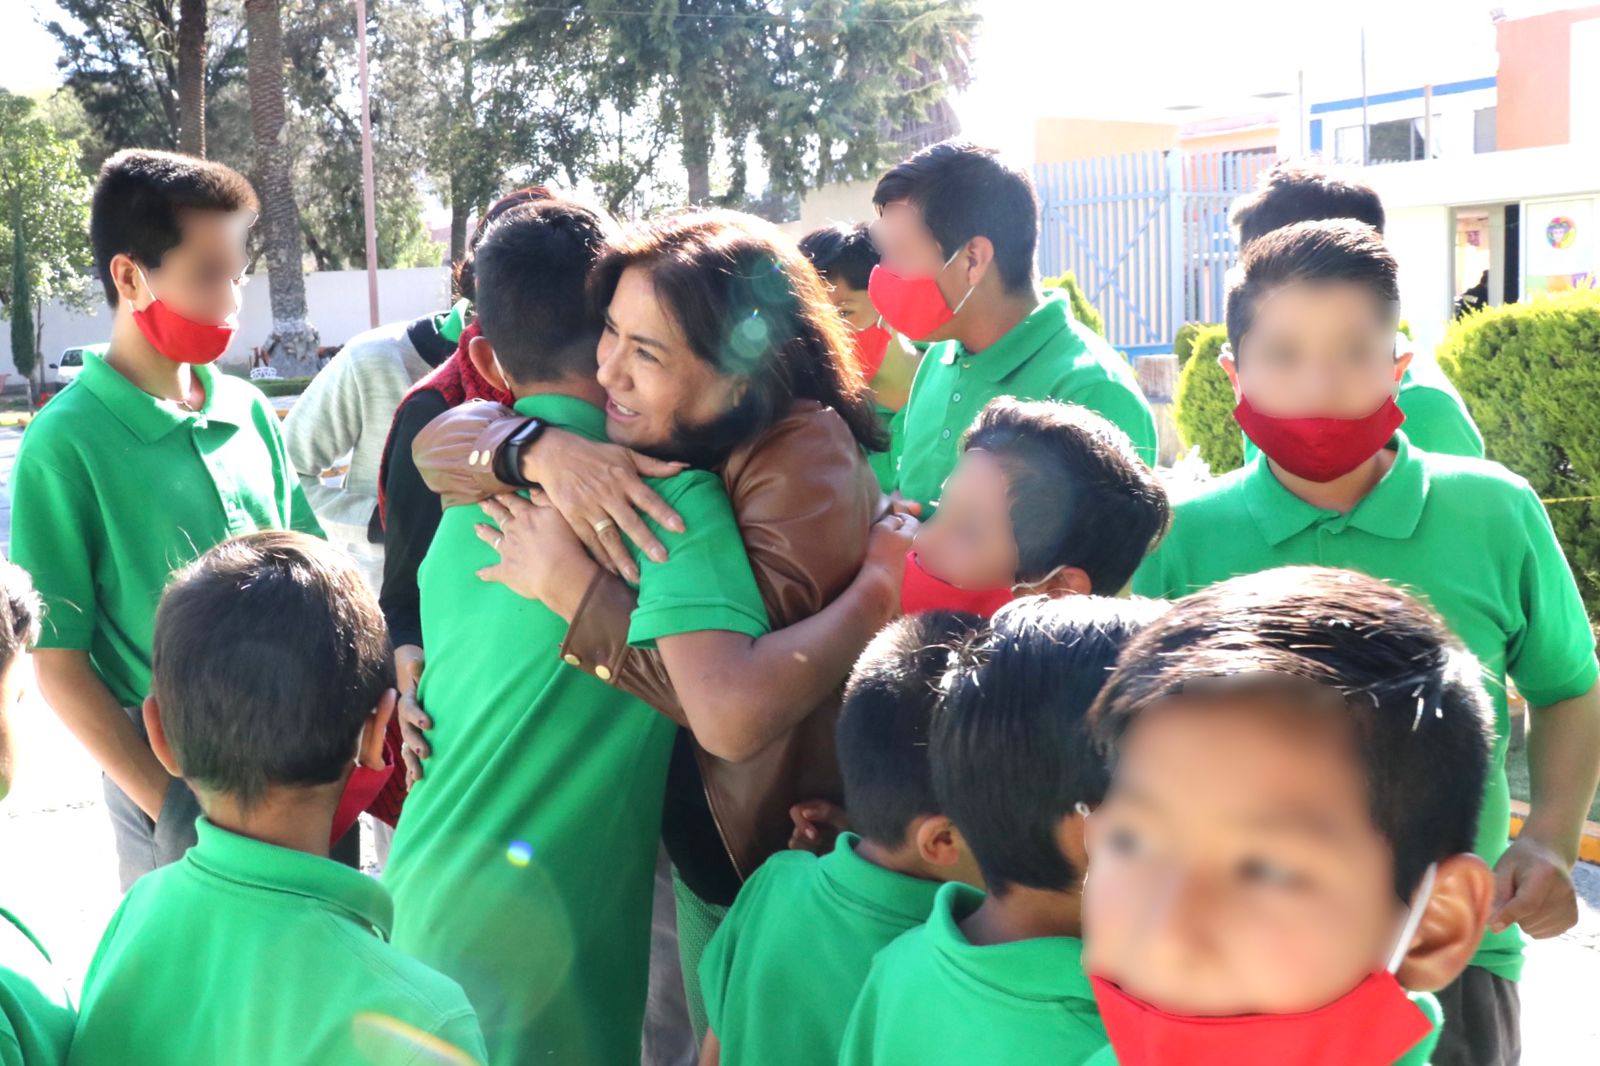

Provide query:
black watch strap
left=495, top=418, right=545, bottom=488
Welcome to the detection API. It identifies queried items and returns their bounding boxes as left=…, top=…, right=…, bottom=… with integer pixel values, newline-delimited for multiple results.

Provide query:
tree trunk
left=9, top=189, right=36, bottom=383
left=448, top=179, right=470, bottom=284
left=447, top=1, right=476, bottom=277
left=177, top=0, right=208, bottom=156
left=681, top=102, right=712, bottom=205
left=244, top=0, right=318, bottom=377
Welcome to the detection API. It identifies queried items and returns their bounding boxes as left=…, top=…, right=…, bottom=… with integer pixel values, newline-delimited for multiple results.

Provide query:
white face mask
left=1385, top=862, right=1438, bottom=975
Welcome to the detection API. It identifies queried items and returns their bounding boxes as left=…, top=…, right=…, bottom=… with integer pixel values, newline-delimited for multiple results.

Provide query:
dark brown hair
left=453, top=185, right=553, bottom=302
left=91, top=149, right=259, bottom=307
left=1231, top=162, right=1386, bottom=249
left=588, top=210, right=888, bottom=467
left=152, top=532, right=394, bottom=806
left=1089, top=566, right=1494, bottom=901
left=1225, top=218, right=1400, bottom=356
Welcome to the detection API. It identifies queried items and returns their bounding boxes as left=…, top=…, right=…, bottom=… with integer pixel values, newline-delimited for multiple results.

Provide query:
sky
left=1, top=0, right=1590, bottom=161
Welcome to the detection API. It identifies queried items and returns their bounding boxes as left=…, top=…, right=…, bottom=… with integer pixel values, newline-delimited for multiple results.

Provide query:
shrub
left=1042, top=271, right=1104, bottom=337
left=1438, top=289, right=1600, bottom=615
left=1172, top=323, right=1241, bottom=475
left=1174, top=321, right=1207, bottom=365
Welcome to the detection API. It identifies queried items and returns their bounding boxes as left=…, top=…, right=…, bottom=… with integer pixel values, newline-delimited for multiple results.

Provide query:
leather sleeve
left=558, top=404, right=878, bottom=721
left=411, top=399, right=525, bottom=507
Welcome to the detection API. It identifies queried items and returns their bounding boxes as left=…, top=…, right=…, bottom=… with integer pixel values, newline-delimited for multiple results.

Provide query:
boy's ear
left=911, top=813, right=967, bottom=868
left=1218, top=344, right=1243, bottom=403
left=467, top=335, right=512, bottom=396
left=1056, top=805, right=1091, bottom=884
left=1394, top=853, right=1494, bottom=992
left=1393, top=347, right=1414, bottom=385
left=109, top=253, right=149, bottom=309
left=1037, top=567, right=1093, bottom=598
left=356, top=688, right=398, bottom=771
left=143, top=694, right=183, bottom=777
left=962, top=235, right=996, bottom=290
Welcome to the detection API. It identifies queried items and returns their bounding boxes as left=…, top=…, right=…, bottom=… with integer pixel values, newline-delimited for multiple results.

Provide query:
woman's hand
left=476, top=493, right=603, bottom=618
left=522, top=428, right=687, bottom=583
left=788, top=799, right=850, bottom=854
left=859, top=510, right=919, bottom=617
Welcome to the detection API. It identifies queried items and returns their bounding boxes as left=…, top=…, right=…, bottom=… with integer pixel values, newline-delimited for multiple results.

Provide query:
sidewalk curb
left=1508, top=800, right=1600, bottom=865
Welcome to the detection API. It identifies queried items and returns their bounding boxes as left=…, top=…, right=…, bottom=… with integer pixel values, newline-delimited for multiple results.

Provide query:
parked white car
left=49, top=343, right=106, bottom=385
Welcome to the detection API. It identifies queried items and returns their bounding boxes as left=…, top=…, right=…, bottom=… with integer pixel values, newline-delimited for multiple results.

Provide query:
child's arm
left=698, top=1031, right=722, bottom=1066
left=33, top=650, right=174, bottom=819
left=1491, top=681, right=1600, bottom=938
left=476, top=496, right=909, bottom=763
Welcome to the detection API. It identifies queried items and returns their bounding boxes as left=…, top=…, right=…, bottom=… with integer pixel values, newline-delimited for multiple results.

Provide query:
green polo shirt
left=68, top=818, right=485, bottom=1065
left=1, top=906, right=73, bottom=1066
left=839, top=882, right=1108, bottom=1065
left=892, top=291, right=1157, bottom=510
left=384, top=393, right=767, bottom=1066
left=1242, top=359, right=1484, bottom=463
left=701, top=833, right=944, bottom=1066
left=1134, top=433, right=1598, bottom=980
left=9, top=353, right=322, bottom=707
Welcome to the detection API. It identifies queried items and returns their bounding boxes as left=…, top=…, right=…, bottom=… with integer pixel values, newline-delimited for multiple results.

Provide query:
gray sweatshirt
left=283, top=319, right=435, bottom=588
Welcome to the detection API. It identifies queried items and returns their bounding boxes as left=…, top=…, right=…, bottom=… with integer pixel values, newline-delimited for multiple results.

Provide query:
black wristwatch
left=495, top=417, right=546, bottom=488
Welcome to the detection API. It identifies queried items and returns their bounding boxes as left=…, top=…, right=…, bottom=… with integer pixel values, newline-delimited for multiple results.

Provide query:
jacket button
left=469, top=450, right=482, bottom=466
left=562, top=653, right=581, bottom=666
left=595, top=665, right=613, bottom=682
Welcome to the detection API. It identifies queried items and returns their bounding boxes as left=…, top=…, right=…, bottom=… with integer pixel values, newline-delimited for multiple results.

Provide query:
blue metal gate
left=1035, top=149, right=1275, bottom=355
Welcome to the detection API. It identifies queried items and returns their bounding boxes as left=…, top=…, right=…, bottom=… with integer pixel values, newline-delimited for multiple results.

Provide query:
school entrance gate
left=1035, top=149, right=1276, bottom=355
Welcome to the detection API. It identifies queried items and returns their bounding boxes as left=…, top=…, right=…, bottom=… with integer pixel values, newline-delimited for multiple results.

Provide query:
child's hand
left=789, top=800, right=849, bottom=854
left=1489, top=836, right=1578, bottom=938
left=398, top=688, right=432, bottom=791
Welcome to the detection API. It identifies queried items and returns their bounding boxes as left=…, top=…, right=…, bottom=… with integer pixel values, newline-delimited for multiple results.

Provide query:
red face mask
left=849, top=321, right=894, bottom=382
left=1233, top=394, right=1405, bottom=482
left=1089, top=863, right=1438, bottom=1066
left=329, top=727, right=399, bottom=849
left=900, top=551, right=1014, bottom=617
left=867, top=248, right=976, bottom=341
left=132, top=269, right=238, bottom=365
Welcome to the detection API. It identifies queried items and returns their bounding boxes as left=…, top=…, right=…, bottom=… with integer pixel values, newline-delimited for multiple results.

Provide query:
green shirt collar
left=512, top=392, right=607, bottom=442
left=437, top=298, right=471, bottom=345
left=185, top=817, right=392, bottom=937
left=817, top=833, right=943, bottom=925
left=925, top=881, right=1096, bottom=1003
left=936, top=290, right=1074, bottom=384
left=1242, top=431, right=1428, bottom=547
left=76, top=353, right=236, bottom=444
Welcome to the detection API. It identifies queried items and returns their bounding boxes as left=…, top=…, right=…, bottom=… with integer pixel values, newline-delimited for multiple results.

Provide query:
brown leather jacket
left=412, top=398, right=879, bottom=880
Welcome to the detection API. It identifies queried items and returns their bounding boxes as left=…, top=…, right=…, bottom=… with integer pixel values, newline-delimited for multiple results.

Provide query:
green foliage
left=1173, top=321, right=1207, bottom=365
left=1042, top=272, right=1104, bottom=337
left=1437, top=290, right=1600, bottom=615
left=1173, top=324, right=1242, bottom=475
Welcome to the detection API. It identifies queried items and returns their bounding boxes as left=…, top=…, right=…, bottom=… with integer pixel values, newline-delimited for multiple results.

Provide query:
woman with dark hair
left=405, top=211, right=906, bottom=1041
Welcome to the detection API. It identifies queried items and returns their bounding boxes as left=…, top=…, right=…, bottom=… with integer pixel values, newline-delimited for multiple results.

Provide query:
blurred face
left=914, top=449, right=1019, bottom=589
left=596, top=266, right=745, bottom=454
left=823, top=275, right=880, bottom=332
left=868, top=201, right=972, bottom=343
left=1084, top=689, right=1405, bottom=1017
left=129, top=209, right=252, bottom=326
left=1225, top=282, right=1408, bottom=420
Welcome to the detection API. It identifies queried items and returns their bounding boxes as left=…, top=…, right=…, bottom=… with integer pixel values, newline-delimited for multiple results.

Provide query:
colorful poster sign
left=1524, top=197, right=1597, bottom=296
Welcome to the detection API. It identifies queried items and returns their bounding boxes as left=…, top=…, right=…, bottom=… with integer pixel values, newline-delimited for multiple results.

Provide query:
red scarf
left=375, top=321, right=514, bottom=525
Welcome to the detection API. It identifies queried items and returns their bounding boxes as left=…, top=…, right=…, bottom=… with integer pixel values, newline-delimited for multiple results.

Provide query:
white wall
left=0, top=266, right=452, bottom=380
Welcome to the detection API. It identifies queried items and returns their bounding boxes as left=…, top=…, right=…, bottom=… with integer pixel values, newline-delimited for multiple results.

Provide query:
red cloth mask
left=1090, top=864, right=1438, bottom=1066
left=131, top=269, right=237, bottom=365
left=850, top=321, right=894, bottom=382
left=1234, top=394, right=1405, bottom=482
left=899, top=551, right=1014, bottom=618
left=867, top=249, right=975, bottom=341
left=329, top=727, right=400, bottom=849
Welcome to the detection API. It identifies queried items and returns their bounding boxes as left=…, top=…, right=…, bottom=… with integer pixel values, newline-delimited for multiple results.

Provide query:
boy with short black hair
left=697, top=610, right=983, bottom=1066
left=1083, top=567, right=1498, bottom=1066
left=10, top=148, right=322, bottom=890
left=867, top=140, right=1157, bottom=509
left=1228, top=160, right=1482, bottom=459
left=904, top=397, right=1169, bottom=614
left=0, top=560, right=76, bottom=1066
left=1135, top=220, right=1600, bottom=1066
left=66, top=532, right=486, bottom=1066
left=839, top=596, right=1161, bottom=1065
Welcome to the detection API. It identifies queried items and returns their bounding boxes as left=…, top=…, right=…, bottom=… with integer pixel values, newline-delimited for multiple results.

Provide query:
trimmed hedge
left=1042, top=271, right=1104, bottom=337
left=1174, top=321, right=1204, bottom=366
left=1437, top=289, right=1600, bottom=615
left=1173, top=324, right=1241, bottom=475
